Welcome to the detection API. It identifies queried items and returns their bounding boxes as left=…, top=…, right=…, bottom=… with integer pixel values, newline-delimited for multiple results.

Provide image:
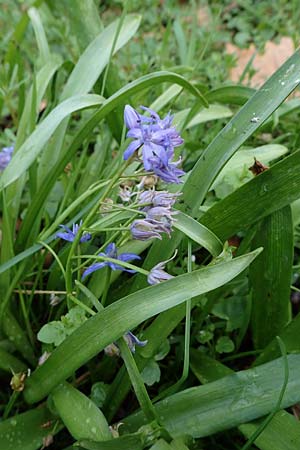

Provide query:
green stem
left=154, top=241, right=192, bottom=402
left=65, top=160, right=130, bottom=299
left=3, top=391, right=20, bottom=419
left=74, top=254, right=150, bottom=277
left=68, top=294, right=96, bottom=316
left=101, top=268, right=111, bottom=307
left=117, top=336, right=158, bottom=423
left=18, top=288, right=35, bottom=347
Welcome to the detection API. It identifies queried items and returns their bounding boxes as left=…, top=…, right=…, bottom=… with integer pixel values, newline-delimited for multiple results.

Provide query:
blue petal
left=82, top=262, right=107, bottom=279
left=56, top=231, right=75, bottom=242
left=105, top=243, right=117, bottom=257
left=123, top=140, right=141, bottom=160
left=80, top=233, right=92, bottom=243
left=124, top=105, right=141, bottom=129
left=59, top=224, right=73, bottom=234
left=142, top=144, right=155, bottom=170
left=118, top=253, right=141, bottom=262
left=127, top=128, right=142, bottom=139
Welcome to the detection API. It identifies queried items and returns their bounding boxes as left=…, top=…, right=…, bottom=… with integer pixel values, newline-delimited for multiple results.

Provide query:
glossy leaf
left=174, top=211, right=223, bottom=256
left=201, top=150, right=300, bottom=240
left=24, top=248, right=261, bottom=403
left=122, top=354, right=300, bottom=439
left=61, top=14, right=141, bottom=100
left=51, top=382, right=111, bottom=441
left=191, top=351, right=300, bottom=450
left=0, top=407, right=53, bottom=450
left=0, top=95, right=104, bottom=190
left=182, top=49, right=300, bottom=215
left=250, top=206, right=293, bottom=348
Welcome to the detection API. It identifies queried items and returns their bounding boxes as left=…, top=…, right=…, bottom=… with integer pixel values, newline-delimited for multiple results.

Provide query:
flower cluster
left=130, top=189, right=180, bottom=241
left=0, top=145, right=14, bottom=171
left=123, top=105, right=185, bottom=184
left=147, top=259, right=174, bottom=285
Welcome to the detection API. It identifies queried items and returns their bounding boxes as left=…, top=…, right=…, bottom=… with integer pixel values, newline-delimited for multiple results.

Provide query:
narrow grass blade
left=28, top=7, right=50, bottom=66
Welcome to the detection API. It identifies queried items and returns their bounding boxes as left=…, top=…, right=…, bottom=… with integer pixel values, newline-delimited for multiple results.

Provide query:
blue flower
left=147, top=252, right=177, bottom=285
left=123, top=105, right=185, bottom=183
left=147, top=260, right=174, bottom=285
left=138, top=190, right=181, bottom=210
left=57, top=221, right=91, bottom=243
left=124, top=331, right=148, bottom=353
left=82, top=243, right=141, bottom=279
left=0, top=146, right=14, bottom=171
left=130, top=218, right=171, bottom=241
left=150, top=155, right=185, bottom=184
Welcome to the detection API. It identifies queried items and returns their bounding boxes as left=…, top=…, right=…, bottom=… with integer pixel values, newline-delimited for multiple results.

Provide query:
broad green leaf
left=0, top=406, right=53, bottom=450
left=149, top=440, right=172, bottom=450
left=52, top=382, right=111, bottom=441
left=52, top=0, right=102, bottom=54
left=210, top=144, right=288, bottom=198
left=3, top=310, right=36, bottom=365
left=201, top=150, right=300, bottom=240
left=122, top=354, right=300, bottom=439
left=61, top=14, right=141, bottom=100
left=206, top=85, right=255, bottom=105
left=150, top=85, right=183, bottom=112
left=174, top=211, right=223, bottom=256
left=136, top=51, right=300, bottom=293
left=174, top=104, right=233, bottom=129
left=24, top=249, right=261, bottom=403
left=191, top=352, right=300, bottom=450
left=0, top=348, right=27, bottom=373
left=78, top=434, right=144, bottom=450
left=250, top=206, right=293, bottom=348
left=0, top=94, right=104, bottom=190
left=182, top=49, right=300, bottom=215
left=240, top=411, right=300, bottom=450
left=255, top=312, right=300, bottom=366
left=16, top=56, right=62, bottom=148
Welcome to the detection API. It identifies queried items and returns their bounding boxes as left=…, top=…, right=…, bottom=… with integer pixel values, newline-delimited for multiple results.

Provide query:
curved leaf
left=122, top=355, right=300, bottom=439
left=24, top=248, right=261, bottom=403
left=0, top=94, right=104, bottom=190
left=61, top=14, right=141, bottom=100
left=174, top=211, right=223, bottom=256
